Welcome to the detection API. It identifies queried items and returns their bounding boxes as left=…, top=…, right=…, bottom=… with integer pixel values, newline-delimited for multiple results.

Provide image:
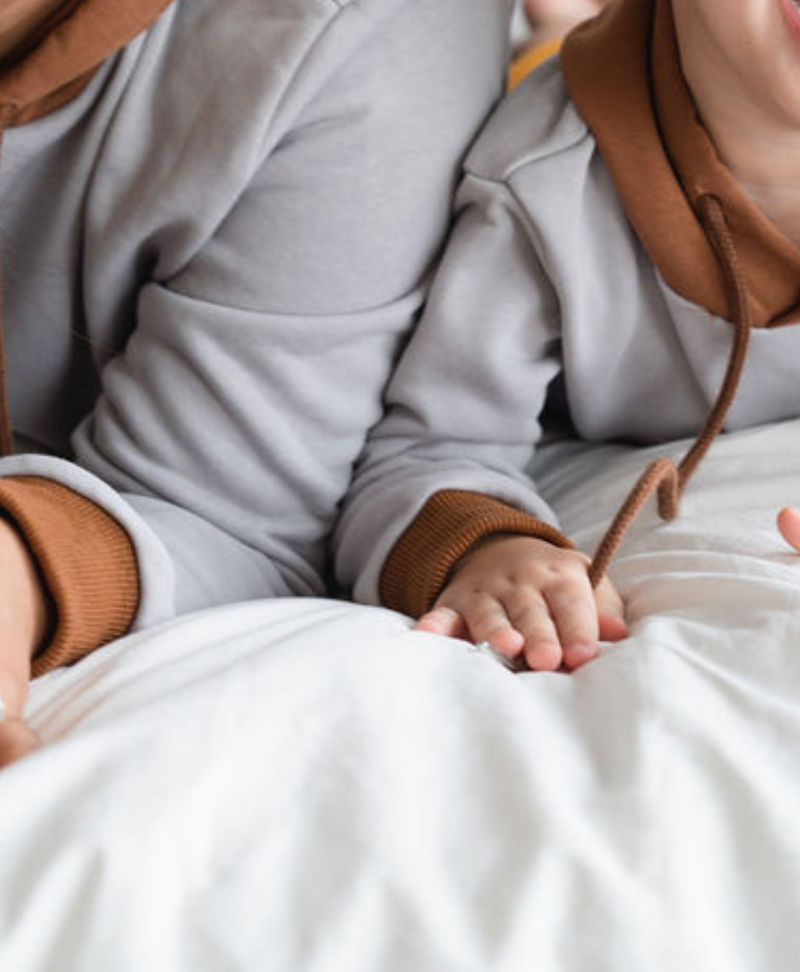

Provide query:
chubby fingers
left=441, top=575, right=597, bottom=671
left=537, top=575, right=602, bottom=670
left=416, top=605, right=468, bottom=640
left=416, top=536, right=627, bottom=672
left=417, top=597, right=525, bottom=656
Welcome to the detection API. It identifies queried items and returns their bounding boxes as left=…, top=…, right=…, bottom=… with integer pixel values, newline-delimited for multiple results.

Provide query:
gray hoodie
left=0, top=0, right=513, bottom=672
left=334, top=37, right=800, bottom=613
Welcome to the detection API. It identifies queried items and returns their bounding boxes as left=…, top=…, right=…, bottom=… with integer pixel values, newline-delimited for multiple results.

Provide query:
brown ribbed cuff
left=379, top=489, right=572, bottom=618
left=0, top=477, right=140, bottom=677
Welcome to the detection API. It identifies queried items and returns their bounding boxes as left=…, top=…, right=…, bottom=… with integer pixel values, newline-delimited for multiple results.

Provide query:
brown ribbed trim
left=0, top=477, right=140, bottom=677
left=0, top=0, right=175, bottom=126
left=560, top=0, right=800, bottom=329
left=379, top=490, right=572, bottom=618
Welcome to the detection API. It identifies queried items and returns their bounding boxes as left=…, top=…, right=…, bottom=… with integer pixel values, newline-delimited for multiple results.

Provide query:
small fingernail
left=568, top=643, right=597, bottom=661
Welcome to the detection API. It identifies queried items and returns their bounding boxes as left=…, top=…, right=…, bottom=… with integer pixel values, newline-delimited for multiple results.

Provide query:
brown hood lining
left=559, top=0, right=785, bottom=585
left=561, top=0, right=800, bottom=329
left=0, top=0, right=175, bottom=125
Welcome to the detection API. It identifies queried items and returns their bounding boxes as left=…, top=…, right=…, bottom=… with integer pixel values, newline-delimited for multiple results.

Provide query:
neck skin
left=0, top=0, right=66, bottom=63
left=674, top=4, right=800, bottom=249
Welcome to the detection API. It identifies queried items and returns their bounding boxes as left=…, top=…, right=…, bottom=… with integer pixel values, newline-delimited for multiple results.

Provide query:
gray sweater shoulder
left=465, top=57, right=592, bottom=185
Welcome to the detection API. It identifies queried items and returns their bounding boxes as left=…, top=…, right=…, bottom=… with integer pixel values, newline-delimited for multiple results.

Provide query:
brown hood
left=0, top=0, right=175, bottom=126
left=561, top=0, right=800, bottom=329
left=559, top=0, right=798, bottom=587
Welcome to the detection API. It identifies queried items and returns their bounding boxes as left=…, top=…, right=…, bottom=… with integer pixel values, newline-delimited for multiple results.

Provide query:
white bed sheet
left=3, top=418, right=800, bottom=971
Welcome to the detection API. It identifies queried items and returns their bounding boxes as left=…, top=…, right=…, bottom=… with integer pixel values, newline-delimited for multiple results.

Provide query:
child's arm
left=335, top=173, right=566, bottom=605
left=417, top=535, right=627, bottom=671
left=334, top=164, right=627, bottom=669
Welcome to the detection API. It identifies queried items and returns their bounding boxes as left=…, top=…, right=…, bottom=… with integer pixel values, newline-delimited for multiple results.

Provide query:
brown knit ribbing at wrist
left=0, top=477, right=140, bottom=677
left=379, top=489, right=572, bottom=618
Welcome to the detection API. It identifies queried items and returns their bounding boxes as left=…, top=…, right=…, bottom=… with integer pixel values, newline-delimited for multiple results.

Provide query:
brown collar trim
left=652, top=0, right=800, bottom=326
left=0, top=0, right=174, bottom=126
left=561, top=0, right=800, bottom=328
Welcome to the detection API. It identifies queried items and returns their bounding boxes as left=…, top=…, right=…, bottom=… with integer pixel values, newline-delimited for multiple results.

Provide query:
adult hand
left=0, top=517, right=49, bottom=768
left=415, top=535, right=628, bottom=672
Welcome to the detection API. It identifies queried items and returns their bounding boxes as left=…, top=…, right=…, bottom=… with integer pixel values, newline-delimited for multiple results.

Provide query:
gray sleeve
left=65, top=0, right=515, bottom=625
left=333, top=173, right=565, bottom=605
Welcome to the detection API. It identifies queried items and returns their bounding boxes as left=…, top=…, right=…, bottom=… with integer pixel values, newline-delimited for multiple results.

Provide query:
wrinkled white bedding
left=3, top=419, right=800, bottom=972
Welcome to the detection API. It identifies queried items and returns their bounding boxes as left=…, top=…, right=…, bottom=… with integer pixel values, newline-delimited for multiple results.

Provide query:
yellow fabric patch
left=508, top=37, right=563, bottom=91
left=508, top=37, right=562, bottom=90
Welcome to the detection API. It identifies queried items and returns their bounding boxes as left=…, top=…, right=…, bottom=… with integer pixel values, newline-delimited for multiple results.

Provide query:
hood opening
left=559, top=0, right=788, bottom=585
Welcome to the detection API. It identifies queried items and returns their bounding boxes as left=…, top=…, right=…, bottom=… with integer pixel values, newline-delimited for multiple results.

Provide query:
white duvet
left=3, top=419, right=800, bottom=972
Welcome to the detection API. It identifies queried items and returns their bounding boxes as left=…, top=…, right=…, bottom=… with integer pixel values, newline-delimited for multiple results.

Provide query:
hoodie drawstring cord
left=587, top=194, right=753, bottom=588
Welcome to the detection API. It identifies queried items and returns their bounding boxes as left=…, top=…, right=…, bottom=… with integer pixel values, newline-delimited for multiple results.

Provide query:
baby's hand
left=777, top=507, right=800, bottom=552
left=415, top=535, right=627, bottom=672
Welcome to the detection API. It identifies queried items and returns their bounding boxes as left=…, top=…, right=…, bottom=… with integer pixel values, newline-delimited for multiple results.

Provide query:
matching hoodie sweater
left=0, top=0, right=513, bottom=675
left=334, top=0, right=800, bottom=615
